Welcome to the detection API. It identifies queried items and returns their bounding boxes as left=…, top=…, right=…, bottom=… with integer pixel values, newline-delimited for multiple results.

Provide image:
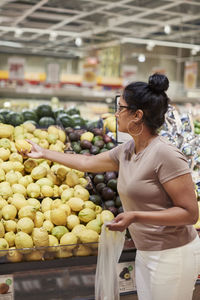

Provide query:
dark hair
left=123, top=73, right=170, bottom=134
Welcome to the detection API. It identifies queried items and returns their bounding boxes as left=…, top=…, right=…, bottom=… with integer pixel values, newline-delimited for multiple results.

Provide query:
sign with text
left=0, top=274, right=14, bottom=300
left=184, top=61, right=197, bottom=90
left=122, top=65, right=137, bottom=87
left=8, top=57, right=25, bottom=81
left=117, top=261, right=136, bottom=294
left=46, top=62, right=60, bottom=84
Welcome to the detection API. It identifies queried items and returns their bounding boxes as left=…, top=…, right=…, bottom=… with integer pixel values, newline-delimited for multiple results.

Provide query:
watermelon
left=66, top=107, right=80, bottom=116
left=56, top=113, right=74, bottom=128
left=39, top=117, right=55, bottom=128
left=53, top=108, right=66, bottom=119
left=22, top=109, right=38, bottom=122
left=7, top=112, right=24, bottom=126
left=36, top=104, right=53, bottom=119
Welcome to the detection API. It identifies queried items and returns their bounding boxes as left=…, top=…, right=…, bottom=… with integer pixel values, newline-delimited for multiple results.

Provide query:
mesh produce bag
left=95, top=224, right=125, bottom=300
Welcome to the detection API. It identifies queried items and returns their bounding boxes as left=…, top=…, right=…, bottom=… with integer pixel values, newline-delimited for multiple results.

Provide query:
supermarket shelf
left=0, top=87, right=116, bottom=102
left=0, top=248, right=136, bottom=275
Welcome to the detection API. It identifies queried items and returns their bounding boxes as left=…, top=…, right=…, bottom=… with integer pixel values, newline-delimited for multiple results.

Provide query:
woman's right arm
left=25, top=140, right=119, bottom=173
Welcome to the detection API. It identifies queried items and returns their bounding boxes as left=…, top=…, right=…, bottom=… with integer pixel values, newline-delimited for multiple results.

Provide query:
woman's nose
left=115, top=111, right=119, bottom=118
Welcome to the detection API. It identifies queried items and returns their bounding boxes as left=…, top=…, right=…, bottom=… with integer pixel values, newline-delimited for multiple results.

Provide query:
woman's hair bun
left=148, top=73, right=169, bottom=93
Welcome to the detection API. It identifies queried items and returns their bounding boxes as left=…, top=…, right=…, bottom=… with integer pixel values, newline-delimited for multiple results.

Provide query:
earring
left=127, top=120, right=143, bottom=137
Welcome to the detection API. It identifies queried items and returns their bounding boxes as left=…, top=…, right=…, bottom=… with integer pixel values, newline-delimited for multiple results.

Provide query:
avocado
left=80, top=140, right=92, bottom=149
left=86, top=120, right=99, bottom=131
left=75, top=129, right=87, bottom=139
left=90, top=145, right=100, bottom=155
left=93, top=135, right=103, bottom=143
left=96, top=182, right=106, bottom=193
left=89, top=194, right=102, bottom=205
left=94, top=174, right=104, bottom=184
left=69, top=132, right=80, bottom=142
left=115, top=196, right=122, bottom=208
left=107, top=179, right=117, bottom=191
left=92, top=128, right=103, bottom=136
left=94, top=140, right=104, bottom=149
left=72, top=143, right=82, bottom=153
left=101, top=187, right=116, bottom=200
left=108, top=206, right=118, bottom=216
left=71, top=141, right=80, bottom=147
left=106, top=142, right=115, bottom=150
left=103, top=134, right=112, bottom=143
left=104, top=200, right=115, bottom=208
left=80, top=149, right=90, bottom=155
left=104, top=171, right=117, bottom=182
left=100, top=148, right=108, bottom=153
left=65, top=127, right=74, bottom=135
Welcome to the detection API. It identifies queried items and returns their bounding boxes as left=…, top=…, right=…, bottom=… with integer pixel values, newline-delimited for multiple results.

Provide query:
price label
left=117, top=261, right=136, bottom=294
left=0, top=275, right=14, bottom=300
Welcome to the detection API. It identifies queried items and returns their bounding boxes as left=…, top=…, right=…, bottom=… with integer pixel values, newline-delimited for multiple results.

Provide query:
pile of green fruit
left=66, top=127, right=116, bottom=155
left=88, top=171, right=123, bottom=216
left=194, top=120, right=200, bottom=135
left=0, top=105, right=87, bottom=129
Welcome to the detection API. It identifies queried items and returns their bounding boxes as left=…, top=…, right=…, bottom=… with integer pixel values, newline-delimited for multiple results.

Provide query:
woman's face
left=115, top=96, right=131, bottom=133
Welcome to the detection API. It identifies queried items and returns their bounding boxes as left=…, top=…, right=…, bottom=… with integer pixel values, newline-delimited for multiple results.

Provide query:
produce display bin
left=0, top=243, right=136, bottom=300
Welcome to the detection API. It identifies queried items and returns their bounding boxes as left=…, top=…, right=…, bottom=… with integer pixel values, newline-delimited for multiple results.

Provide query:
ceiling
left=0, top=0, right=200, bottom=58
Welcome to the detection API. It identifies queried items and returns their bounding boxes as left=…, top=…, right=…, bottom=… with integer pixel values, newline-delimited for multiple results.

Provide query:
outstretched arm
left=24, top=140, right=119, bottom=173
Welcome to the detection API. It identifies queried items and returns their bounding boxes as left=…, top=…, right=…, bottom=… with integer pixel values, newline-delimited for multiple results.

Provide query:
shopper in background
left=23, top=73, right=200, bottom=300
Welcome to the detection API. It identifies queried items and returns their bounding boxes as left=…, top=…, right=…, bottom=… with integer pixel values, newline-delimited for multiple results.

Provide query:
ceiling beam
left=12, top=0, right=49, bottom=26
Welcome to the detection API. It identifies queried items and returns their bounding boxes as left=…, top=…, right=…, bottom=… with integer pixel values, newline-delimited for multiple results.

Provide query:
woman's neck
left=131, top=130, right=158, bottom=154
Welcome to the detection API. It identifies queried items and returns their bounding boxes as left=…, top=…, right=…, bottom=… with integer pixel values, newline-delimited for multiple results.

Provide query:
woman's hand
left=106, top=211, right=135, bottom=232
left=21, top=140, right=44, bottom=159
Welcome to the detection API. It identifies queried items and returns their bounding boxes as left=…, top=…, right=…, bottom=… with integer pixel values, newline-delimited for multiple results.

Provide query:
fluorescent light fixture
left=164, top=25, right=171, bottom=35
left=4, top=102, right=11, bottom=108
left=191, top=46, right=200, bottom=55
left=49, top=31, right=57, bottom=42
left=0, top=40, right=23, bottom=48
left=121, top=37, right=200, bottom=51
left=14, top=28, right=23, bottom=38
left=75, top=37, right=82, bottom=47
left=138, top=54, right=146, bottom=62
left=146, top=41, right=155, bottom=51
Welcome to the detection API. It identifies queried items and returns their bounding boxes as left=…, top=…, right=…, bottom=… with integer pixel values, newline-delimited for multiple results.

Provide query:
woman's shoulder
left=153, top=136, right=188, bottom=163
left=153, top=136, right=182, bottom=153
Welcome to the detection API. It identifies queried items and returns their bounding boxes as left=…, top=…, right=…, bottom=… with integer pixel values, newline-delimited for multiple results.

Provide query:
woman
left=24, top=73, right=200, bottom=300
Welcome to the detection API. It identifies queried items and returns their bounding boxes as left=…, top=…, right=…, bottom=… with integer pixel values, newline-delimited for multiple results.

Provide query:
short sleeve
left=155, top=144, right=191, bottom=184
left=108, top=143, right=124, bottom=164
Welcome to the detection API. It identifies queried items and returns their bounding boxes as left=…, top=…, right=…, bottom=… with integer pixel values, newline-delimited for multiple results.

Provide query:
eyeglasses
left=116, top=104, right=130, bottom=112
left=115, top=95, right=137, bottom=113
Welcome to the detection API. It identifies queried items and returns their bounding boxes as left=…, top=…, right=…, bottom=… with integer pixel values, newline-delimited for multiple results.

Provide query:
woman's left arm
left=107, top=173, right=199, bottom=231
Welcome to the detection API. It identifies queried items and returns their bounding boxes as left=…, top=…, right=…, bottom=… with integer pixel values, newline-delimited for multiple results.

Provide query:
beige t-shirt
left=109, top=135, right=197, bottom=251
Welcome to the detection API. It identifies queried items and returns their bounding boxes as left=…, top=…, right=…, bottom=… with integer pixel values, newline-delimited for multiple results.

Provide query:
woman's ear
left=134, top=109, right=143, bottom=123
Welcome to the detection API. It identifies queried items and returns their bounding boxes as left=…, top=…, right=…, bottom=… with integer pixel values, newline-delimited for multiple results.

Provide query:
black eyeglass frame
left=115, top=95, right=137, bottom=113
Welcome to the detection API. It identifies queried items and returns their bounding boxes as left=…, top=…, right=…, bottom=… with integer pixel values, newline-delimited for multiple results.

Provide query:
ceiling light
left=164, top=25, right=171, bottom=35
left=191, top=46, right=200, bottom=55
left=49, top=32, right=57, bottom=42
left=3, top=102, right=11, bottom=108
left=146, top=41, right=155, bottom=51
left=14, top=28, right=23, bottom=38
left=75, top=37, right=82, bottom=47
left=138, top=54, right=146, bottom=62
left=0, top=40, right=23, bottom=48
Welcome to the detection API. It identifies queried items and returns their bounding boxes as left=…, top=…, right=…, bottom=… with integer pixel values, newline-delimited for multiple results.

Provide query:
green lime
left=6, top=278, right=12, bottom=285
left=128, top=265, right=133, bottom=271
